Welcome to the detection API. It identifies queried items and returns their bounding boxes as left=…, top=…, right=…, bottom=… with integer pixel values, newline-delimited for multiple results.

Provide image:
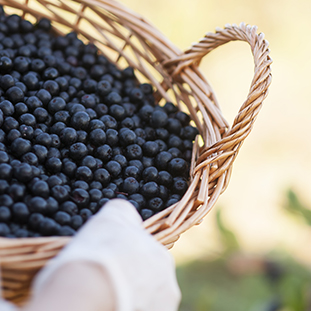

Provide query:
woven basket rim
left=0, top=0, right=272, bottom=304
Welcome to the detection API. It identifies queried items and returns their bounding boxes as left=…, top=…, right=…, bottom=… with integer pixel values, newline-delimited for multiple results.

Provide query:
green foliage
left=215, top=208, right=239, bottom=253
left=281, top=189, right=311, bottom=309
left=176, top=198, right=311, bottom=311
left=177, top=255, right=311, bottom=311
left=278, top=257, right=311, bottom=311
left=284, top=189, right=311, bottom=225
left=177, top=258, right=273, bottom=311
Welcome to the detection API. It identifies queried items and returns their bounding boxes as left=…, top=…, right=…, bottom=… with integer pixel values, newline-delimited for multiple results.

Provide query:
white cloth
left=0, top=199, right=181, bottom=311
left=0, top=299, right=17, bottom=311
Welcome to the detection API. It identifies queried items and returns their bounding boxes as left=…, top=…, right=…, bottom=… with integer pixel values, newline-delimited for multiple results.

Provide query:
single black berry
left=155, top=151, right=173, bottom=171
left=14, top=163, right=33, bottom=182
left=102, top=188, right=115, bottom=199
left=7, top=129, right=21, bottom=143
left=69, top=142, right=88, bottom=160
left=89, top=128, right=106, bottom=146
left=105, top=160, right=122, bottom=178
left=125, top=144, right=142, bottom=160
left=28, top=196, right=48, bottom=214
left=46, top=157, right=62, bottom=173
left=141, top=181, right=159, bottom=199
left=35, top=132, right=52, bottom=147
left=93, top=168, right=111, bottom=186
left=119, top=129, right=136, bottom=146
left=39, top=218, right=59, bottom=236
left=8, top=183, right=25, bottom=201
left=0, top=223, right=10, bottom=236
left=0, top=100, right=14, bottom=116
left=47, top=175, right=63, bottom=188
left=142, top=157, right=154, bottom=168
left=51, top=185, right=69, bottom=203
left=43, top=80, right=59, bottom=96
left=15, top=102, right=28, bottom=116
left=148, top=197, right=164, bottom=212
left=32, top=144, right=48, bottom=163
left=123, top=166, right=140, bottom=180
left=172, top=177, right=188, bottom=195
left=142, top=166, right=158, bottom=182
left=175, top=111, right=190, bottom=126
left=81, top=155, right=97, bottom=171
left=0, top=151, right=9, bottom=164
left=28, top=213, right=44, bottom=230
left=48, top=97, right=66, bottom=114
left=12, top=202, right=29, bottom=223
left=0, top=180, right=9, bottom=194
left=95, top=144, right=112, bottom=162
left=71, top=188, right=90, bottom=209
left=128, top=193, right=146, bottom=209
left=60, top=201, right=78, bottom=216
left=54, top=211, right=71, bottom=226
left=76, top=166, right=93, bottom=182
left=0, top=206, right=11, bottom=222
left=0, top=163, right=12, bottom=180
left=150, top=109, right=168, bottom=128
left=71, top=111, right=90, bottom=130
left=122, top=177, right=139, bottom=194
left=60, top=127, right=77, bottom=145
left=89, top=188, right=103, bottom=202
left=6, top=86, right=24, bottom=104
left=70, top=215, right=83, bottom=230
left=168, top=158, right=188, bottom=176
left=140, top=209, right=154, bottom=221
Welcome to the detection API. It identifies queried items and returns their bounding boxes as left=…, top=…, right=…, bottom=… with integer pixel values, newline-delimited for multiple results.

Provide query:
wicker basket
left=0, top=0, right=272, bottom=305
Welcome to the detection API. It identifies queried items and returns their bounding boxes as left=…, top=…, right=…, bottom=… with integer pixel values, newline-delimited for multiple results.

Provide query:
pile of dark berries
left=0, top=8, right=199, bottom=237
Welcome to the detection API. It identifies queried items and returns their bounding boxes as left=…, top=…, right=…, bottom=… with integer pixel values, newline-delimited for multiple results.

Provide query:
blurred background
left=117, top=0, right=311, bottom=310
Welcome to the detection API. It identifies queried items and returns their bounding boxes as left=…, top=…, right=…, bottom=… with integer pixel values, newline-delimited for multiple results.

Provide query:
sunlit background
left=117, top=0, right=311, bottom=310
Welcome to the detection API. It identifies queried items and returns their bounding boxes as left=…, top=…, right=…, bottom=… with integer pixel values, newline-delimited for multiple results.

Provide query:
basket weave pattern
left=0, top=0, right=272, bottom=304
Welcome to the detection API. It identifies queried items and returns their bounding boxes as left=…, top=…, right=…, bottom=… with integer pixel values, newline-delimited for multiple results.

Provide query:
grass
left=176, top=254, right=311, bottom=311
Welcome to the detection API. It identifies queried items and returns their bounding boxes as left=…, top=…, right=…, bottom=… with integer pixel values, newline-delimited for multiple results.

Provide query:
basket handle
left=164, top=23, right=272, bottom=161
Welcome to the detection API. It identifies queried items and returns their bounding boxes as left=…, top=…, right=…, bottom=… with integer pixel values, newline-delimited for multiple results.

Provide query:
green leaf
left=284, top=189, right=311, bottom=226
left=216, top=208, right=239, bottom=252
